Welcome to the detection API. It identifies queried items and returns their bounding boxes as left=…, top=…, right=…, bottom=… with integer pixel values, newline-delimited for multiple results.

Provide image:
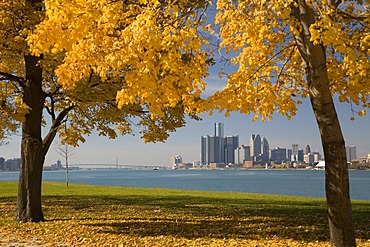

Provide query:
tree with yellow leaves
left=4, top=0, right=368, bottom=245
left=211, top=0, right=370, bottom=246
left=0, top=0, right=210, bottom=223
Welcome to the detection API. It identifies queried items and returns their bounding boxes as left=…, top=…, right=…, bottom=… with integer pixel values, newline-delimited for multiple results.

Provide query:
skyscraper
left=234, top=145, right=251, bottom=165
left=214, top=122, right=224, bottom=137
left=200, top=136, right=206, bottom=165
left=261, top=137, right=270, bottom=161
left=214, top=122, right=224, bottom=162
left=287, top=149, right=292, bottom=161
left=214, top=135, right=224, bottom=163
left=224, top=135, right=239, bottom=164
left=201, top=135, right=222, bottom=165
left=201, top=123, right=238, bottom=165
left=291, top=144, right=298, bottom=162
left=0, top=157, right=4, bottom=170
left=250, top=134, right=261, bottom=160
left=305, top=145, right=311, bottom=155
left=346, top=146, right=357, bottom=162
left=270, top=147, right=286, bottom=164
left=298, top=149, right=304, bottom=163
left=304, top=153, right=314, bottom=164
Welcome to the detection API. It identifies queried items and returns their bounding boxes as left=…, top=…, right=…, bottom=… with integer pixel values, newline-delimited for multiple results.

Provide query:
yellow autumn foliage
left=209, top=0, right=370, bottom=120
left=2, top=0, right=370, bottom=141
left=0, top=0, right=35, bottom=138
left=28, top=0, right=211, bottom=118
left=1, top=0, right=211, bottom=146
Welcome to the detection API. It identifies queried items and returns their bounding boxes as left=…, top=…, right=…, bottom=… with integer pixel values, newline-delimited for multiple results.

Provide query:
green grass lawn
left=1, top=181, right=369, bottom=246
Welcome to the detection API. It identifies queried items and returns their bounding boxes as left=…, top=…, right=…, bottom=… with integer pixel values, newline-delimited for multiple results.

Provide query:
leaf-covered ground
left=0, top=181, right=369, bottom=246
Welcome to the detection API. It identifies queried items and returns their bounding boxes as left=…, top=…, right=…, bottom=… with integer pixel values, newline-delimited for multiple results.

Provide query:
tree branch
left=42, top=104, right=76, bottom=156
left=0, top=72, right=25, bottom=87
left=276, top=45, right=297, bottom=88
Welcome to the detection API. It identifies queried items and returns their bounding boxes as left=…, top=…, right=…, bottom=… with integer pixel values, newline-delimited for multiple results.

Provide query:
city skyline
left=200, top=122, right=326, bottom=167
left=1, top=96, right=369, bottom=166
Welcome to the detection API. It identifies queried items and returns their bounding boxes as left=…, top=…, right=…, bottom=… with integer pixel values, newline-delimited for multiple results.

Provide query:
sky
left=1, top=4, right=370, bottom=167
left=1, top=82, right=369, bottom=167
left=2, top=57, right=369, bottom=167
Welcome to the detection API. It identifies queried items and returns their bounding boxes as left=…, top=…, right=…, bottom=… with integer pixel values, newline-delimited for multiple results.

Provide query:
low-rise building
left=3, top=158, right=21, bottom=171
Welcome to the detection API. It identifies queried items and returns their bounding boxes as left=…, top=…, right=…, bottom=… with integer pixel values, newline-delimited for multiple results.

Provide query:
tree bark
left=307, top=48, right=356, bottom=247
left=15, top=55, right=45, bottom=223
left=292, top=1, right=356, bottom=246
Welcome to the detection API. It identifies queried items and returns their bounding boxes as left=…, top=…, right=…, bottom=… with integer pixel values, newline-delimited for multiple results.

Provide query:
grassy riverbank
left=1, top=181, right=369, bottom=246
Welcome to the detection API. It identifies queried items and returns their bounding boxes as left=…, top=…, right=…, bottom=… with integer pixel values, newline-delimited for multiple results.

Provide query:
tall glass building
left=250, top=134, right=261, bottom=160
left=346, top=146, right=357, bottom=161
left=214, top=122, right=224, bottom=137
left=201, top=123, right=238, bottom=165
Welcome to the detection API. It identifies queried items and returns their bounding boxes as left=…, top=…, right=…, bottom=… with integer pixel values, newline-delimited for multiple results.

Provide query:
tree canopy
left=2, top=0, right=370, bottom=244
left=208, top=1, right=370, bottom=245
left=0, top=0, right=211, bottom=147
left=209, top=0, right=370, bottom=120
left=1, top=0, right=211, bottom=223
left=28, top=0, right=211, bottom=120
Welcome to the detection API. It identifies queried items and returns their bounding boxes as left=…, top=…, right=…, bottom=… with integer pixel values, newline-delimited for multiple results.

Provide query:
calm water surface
left=1, top=169, right=369, bottom=200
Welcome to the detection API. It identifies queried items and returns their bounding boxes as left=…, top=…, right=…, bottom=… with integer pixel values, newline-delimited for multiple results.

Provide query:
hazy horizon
left=2, top=96, right=369, bottom=167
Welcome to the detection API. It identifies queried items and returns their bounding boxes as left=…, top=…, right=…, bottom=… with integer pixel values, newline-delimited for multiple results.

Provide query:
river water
left=1, top=169, right=369, bottom=200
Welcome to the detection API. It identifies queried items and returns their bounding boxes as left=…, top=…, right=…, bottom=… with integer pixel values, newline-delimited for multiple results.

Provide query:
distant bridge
left=72, top=164, right=166, bottom=170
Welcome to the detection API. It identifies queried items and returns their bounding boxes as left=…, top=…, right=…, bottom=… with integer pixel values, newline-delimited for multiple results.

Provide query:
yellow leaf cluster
left=0, top=82, right=29, bottom=139
left=209, top=0, right=370, bottom=120
left=0, top=0, right=42, bottom=75
left=0, top=0, right=208, bottom=146
left=28, top=0, right=210, bottom=118
left=0, top=0, right=44, bottom=139
left=208, top=0, right=306, bottom=120
left=309, top=2, right=370, bottom=111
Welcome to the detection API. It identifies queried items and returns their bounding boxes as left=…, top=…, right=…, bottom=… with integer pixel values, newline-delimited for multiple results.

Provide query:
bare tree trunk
left=56, top=121, right=75, bottom=187
left=15, top=55, right=45, bottom=222
left=66, top=156, right=69, bottom=187
left=292, top=1, right=356, bottom=246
